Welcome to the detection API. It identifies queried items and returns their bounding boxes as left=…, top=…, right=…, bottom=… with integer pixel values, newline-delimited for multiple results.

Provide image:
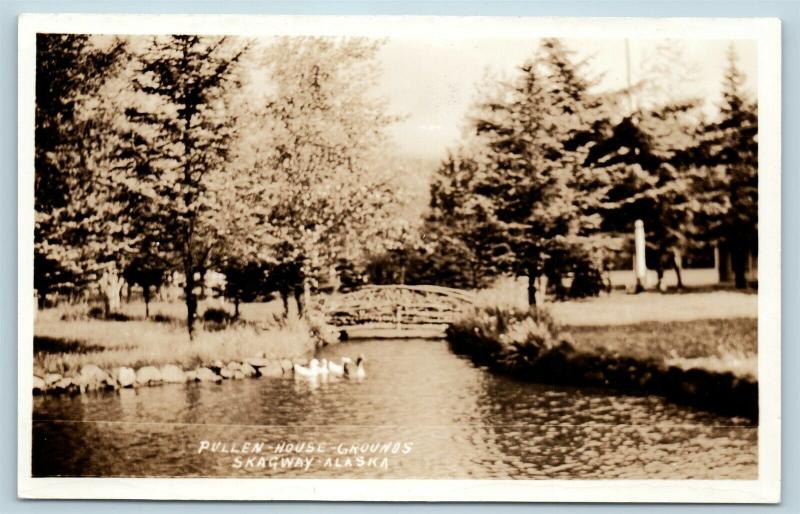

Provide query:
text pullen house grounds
left=17, top=15, right=780, bottom=502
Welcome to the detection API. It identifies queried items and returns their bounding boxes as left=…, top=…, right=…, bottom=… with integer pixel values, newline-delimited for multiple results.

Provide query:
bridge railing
left=327, top=311, right=455, bottom=327
left=352, top=284, right=477, bottom=303
left=325, top=284, right=476, bottom=329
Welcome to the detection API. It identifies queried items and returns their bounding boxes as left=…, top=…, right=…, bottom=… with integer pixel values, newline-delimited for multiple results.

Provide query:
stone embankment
left=32, top=357, right=304, bottom=395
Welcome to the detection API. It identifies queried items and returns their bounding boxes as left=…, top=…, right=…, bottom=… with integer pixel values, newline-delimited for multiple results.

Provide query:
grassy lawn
left=462, top=288, right=758, bottom=379
left=553, top=291, right=758, bottom=379
left=566, top=318, right=757, bottom=379
left=548, top=290, right=757, bottom=326
left=565, top=318, right=757, bottom=360
left=475, top=281, right=757, bottom=325
left=33, top=299, right=314, bottom=377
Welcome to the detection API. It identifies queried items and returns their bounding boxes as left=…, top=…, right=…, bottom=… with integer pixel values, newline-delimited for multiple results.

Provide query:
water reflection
left=32, top=339, right=756, bottom=478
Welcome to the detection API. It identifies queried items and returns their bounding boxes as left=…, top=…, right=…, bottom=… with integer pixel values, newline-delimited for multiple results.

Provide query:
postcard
left=18, top=14, right=781, bottom=502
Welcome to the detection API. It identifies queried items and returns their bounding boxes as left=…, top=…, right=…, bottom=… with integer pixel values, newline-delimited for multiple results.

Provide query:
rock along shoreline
left=32, top=357, right=307, bottom=396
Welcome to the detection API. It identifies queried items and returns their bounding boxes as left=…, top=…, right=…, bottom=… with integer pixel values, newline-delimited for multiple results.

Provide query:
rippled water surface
left=33, top=339, right=757, bottom=478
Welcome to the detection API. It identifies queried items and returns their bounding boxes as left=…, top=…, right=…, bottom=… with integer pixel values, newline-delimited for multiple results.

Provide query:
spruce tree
left=467, top=38, right=613, bottom=304
left=587, top=100, right=702, bottom=289
left=423, top=152, right=511, bottom=288
left=689, top=46, right=758, bottom=288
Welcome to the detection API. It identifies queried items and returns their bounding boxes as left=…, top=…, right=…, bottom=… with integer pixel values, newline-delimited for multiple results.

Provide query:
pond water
left=32, top=338, right=757, bottom=479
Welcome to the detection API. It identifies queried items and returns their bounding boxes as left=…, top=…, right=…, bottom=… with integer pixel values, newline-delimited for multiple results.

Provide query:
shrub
left=62, top=305, right=131, bottom=322
left=497, top=317, right=561, bottom=371
left=150, top=312, right=174, bottom=323
left=304, top=307, right=339, bottom=347
left=448, top=304, right=569, bottom=370
left=202, top=307, right=233, bottom=331
left=568, top=262, right=606, bottom=298
left=104, top=311, right=131, bottom=322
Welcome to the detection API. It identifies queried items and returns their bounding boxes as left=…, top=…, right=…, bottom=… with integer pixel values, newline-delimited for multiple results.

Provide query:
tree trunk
left=280, top=289, right=290, bottom=318
left=294, top=287, right=304, bottom=318
left=143, top=285, right=151, bottom=319
left=471, top=264, right=478, bottom=290
left=731, top=245, right=748, bottom=289
left=184, top=269, right=197, bottom=339
left=234, top=298, right=240, bottom=319
left=296, top=279, right=310, bottom=318
left=104, top=287, right=122, bottom=315
left=329, top=265, right=340, bottom=295
left=656, top=265, right=664, bottom=291
left=672, top=250, right=684, bottom=289
left=199, top=268, right=207, bottom=299
left=539, top=274, right=549, bottom=304
left=527, top=273, right=538, bottom=307
left=717, top=245, right=731, bottom=283
left=549, top=270, right=565, bottom=300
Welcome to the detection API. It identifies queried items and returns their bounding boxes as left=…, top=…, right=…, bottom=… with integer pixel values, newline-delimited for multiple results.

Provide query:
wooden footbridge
left=325, top=285, right=476, bottom=339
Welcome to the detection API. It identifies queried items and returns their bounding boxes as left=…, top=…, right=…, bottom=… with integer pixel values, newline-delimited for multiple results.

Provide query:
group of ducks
left=293, top=354, right=366, bottom=380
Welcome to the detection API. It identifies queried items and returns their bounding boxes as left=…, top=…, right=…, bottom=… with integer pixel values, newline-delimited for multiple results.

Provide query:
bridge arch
left=325, top=284, right=476, bottom=339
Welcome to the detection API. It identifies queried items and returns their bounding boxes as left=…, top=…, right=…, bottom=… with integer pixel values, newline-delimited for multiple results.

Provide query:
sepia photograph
left=17, top=14, right=780, bottom=502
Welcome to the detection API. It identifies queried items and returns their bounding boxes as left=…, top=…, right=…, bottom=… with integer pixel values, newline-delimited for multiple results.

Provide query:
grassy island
left=447, top=290, right=758, bottom=419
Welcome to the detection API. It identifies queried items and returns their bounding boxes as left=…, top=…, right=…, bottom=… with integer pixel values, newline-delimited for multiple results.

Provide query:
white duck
left=293, top=359, right=320, bottom=378
left=317, top=359, right=330, bottom=378
left=327, top=357, right=352, bottom=377
left=345, top=354, right=366, bottom=380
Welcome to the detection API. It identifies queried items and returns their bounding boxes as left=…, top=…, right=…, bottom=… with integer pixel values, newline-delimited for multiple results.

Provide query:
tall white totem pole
left=634, top=219, right=646, bottom=292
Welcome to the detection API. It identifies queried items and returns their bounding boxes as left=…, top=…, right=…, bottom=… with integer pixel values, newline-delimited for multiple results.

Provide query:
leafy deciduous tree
left=123, top=35, right=247, bottom=336
left=231, top=37, right=400, bottom=316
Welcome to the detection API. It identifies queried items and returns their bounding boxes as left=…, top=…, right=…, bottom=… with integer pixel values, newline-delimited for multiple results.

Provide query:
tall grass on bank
left=34, top=315, right=314, bottom=377
left=38, top=298, right=288, bottom=325
left=447, top=305, right=575, bottom=374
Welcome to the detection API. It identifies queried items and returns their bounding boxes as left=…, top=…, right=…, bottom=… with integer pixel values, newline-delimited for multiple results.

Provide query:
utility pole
left=625, top=39, right=634, bottom=114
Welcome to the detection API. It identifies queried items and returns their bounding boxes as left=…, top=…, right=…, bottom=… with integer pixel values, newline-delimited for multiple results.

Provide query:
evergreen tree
left=422, top=151, right=512, bottom=288
left=34, top=34, right=127, bottom=304
left=466, top=38, right=614, bottom=304
left=587, top=100, right=702, bottom=289
left=689, top=46, right=758, bottom=288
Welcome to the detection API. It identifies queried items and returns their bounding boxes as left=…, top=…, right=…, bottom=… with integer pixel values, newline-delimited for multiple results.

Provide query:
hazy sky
left=377, top=38, right=758, bottom=160
left=95, top=34, right=757, bottom=162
